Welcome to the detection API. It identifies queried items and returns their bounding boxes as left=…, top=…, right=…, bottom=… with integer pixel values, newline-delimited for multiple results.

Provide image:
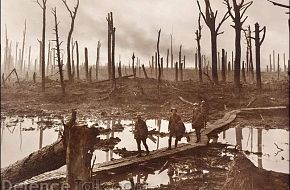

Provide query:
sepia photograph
left=1, top=0, right=289, bottom=189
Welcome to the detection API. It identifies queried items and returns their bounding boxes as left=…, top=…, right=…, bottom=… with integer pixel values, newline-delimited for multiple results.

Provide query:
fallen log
left=1, top=110, right=77, bottom=188
left=1, top=139, right=66, bottom=188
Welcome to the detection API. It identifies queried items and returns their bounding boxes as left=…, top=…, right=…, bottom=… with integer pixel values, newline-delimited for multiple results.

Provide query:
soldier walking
left=192, top=103, right=204, bottom=143
left=134, top=114, right=149, bottom=157
left=168, top=108, right=185, bottom=150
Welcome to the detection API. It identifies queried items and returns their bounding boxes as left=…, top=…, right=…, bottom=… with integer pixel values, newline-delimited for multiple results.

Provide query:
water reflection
left=1, top=117, right=193, bottom=168
left=217, top=126, right=289, bottom=174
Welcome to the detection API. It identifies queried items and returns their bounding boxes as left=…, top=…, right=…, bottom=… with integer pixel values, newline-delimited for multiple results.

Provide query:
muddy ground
left=1, top=74, right=289, bottom=189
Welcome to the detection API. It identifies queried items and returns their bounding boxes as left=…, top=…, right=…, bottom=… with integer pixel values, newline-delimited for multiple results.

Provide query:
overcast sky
left=1, top=0, right=289, bottom=68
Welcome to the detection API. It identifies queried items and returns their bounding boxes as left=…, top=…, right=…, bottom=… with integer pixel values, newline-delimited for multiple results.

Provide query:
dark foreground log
left=1, top=139, right=66, bottom=188
left=1, top=110, right=76, bottom=188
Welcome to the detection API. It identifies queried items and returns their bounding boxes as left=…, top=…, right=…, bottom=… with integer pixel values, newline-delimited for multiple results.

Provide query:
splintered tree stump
left=142, top=64, right=148, bottom=79
left=65, top=124, right=98, bottom=189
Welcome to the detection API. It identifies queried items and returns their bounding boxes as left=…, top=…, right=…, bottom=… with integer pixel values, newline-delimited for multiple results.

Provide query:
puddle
left=98, top=146, right=234, bottom=189
left=1, top=117, right=194, bottom=168
left=214, top=125, right=289, bottom=174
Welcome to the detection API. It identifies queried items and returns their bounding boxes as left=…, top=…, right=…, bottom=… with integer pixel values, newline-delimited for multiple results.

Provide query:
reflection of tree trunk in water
left=129, top=177, right=134, bottom=189
left=106, top=120, right=110, bottom=162
left=39, top=127, right=43, bottom=149
left=110, top=119, right=115, bottom=160
left=250, top=127, right=253, bottom=152
left=222, top=130, right=226, bottom=139
left=235, top=126, right=243, bottom=150
left=258, top=128, right=262, bottom=169
left=157, top=119, right=161, bottom=150
left=19, top=122, right=23, bottom=150
left=1, top=120, right=5, bottom=144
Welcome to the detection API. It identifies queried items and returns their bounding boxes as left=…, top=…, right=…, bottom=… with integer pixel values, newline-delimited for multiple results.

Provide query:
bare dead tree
left=112, top=27, right=116, bottom=87
left=178, top=45, right=183, bottom=81
left=36, top=0, right=48, bottom=92
left=28, top=46, right=31, bottom=72
left=96, top=41, right=101, bottom=80
left=75, top=41, right=80, bottom=80
left=46, top=41, right=51, bottom=75
left=195, top=14, right=203, bottom=83
left=244, top=25, right=254, bottom=81
left=20, top=20, right=27, bottom=74
left=71, top=39, right=75, bottom=78
left=253, top=22, right=266, bottom=89
left=157, top=29, right=162, bottom=98
left=62, top=0, right=80, bottom=82
left=197, top=0, right=230, bottom=84
left=132, top=53, right=136, bottom=77
left=106, top=13, right=112, bottom=80
left=170, top=34, right=173, bottom=69
left=52, top=7, right=65, bottom=95
left=224, top=0, right=253, bottom=94
left=166, top=48, right=169, bottom=69
left=84, top=48, right=89, bottom=80
left=222, top=49, right=226, bottom=82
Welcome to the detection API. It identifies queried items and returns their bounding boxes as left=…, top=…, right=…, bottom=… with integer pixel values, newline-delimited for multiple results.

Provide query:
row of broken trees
left=2, top=0, right=289, bottom=96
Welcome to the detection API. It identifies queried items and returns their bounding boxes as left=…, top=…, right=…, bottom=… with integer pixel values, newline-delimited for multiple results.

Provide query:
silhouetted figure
left=192, top=103, right=204, bottom=143
left=134, top=114, right=149, bottom=157
left=168, top=108, right=185, bottom=149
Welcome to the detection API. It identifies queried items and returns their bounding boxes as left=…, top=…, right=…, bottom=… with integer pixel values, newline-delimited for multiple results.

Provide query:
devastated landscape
left=1, top=0, right=290, bottom=189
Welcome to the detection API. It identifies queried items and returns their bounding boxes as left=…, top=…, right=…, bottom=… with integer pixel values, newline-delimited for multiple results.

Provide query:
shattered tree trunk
left=277, top=54, right=280, bottom=80
left=175, top=62, right=178, bottom=82
left=64, top=110, right=98, bottom=190
left=84, top=47, right=89, bottom=81
left=107, top=13, right=112, bottom=80
left=76, top=41, right=80, bottom=80
left=96, top=41, right=101, bottom=80
left=242, top=61, right=246, bottom=83
left=254, top=23, right=266, bottom=89
left=222, top=49, right=226, bottom=82
left=132, top=53, right=136, bottom=78
left=196, top=14, right=203, bottom=83
left=118, top=61, right=122, bottom=78
left=179, top=45, right=183, bottom=81
left=142, top=64, right=148, bottom=79
left=53, top=8, right=65, bottom=95
left=63, top=0, right=79, bottom=82
left=112, top=25, right=116, bottom=87
left=157, top=29, right=162, bottom=99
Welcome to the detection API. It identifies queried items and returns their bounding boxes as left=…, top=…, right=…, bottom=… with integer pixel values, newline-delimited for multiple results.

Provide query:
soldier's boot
left=143, top=140, right=150, bottom=155
left=174, top=139, right=178, bottom=149
left=136, top=140, right=142, bottom=157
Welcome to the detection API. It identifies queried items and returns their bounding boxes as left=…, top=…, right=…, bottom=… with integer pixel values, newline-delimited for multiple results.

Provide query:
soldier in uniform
left=192, top=103, right=204, bottom=143
left=168, top=108, right=185, bottom=150
left=134, top=114, right=149, bottom=157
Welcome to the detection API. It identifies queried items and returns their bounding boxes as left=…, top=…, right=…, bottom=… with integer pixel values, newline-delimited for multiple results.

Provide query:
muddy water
left=215, top=125, right=289, bottom=174
left=1, top=116, right=289, bottom=176
left=0, top=117, right=193, bottom=168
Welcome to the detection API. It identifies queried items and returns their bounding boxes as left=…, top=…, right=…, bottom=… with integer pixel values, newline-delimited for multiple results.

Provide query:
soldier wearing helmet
left=134, top=114, right=149, bottom=157
left=168, top=108, right=185, bottom=149
left=192, top=103, right=203, bottom=143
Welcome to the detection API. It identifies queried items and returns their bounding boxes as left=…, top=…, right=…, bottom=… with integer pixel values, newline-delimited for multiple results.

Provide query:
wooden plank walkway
left=92, top=105, right=287, bottom=173
left=16, top=105, right=287, bottom=185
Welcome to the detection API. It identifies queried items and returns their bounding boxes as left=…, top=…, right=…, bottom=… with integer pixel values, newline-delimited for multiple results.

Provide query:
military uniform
left=192, top=108, right=204, bottom=143
left=168, top=113, right=185, bottom=149
left=134, top=118, right=149, bottom=156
